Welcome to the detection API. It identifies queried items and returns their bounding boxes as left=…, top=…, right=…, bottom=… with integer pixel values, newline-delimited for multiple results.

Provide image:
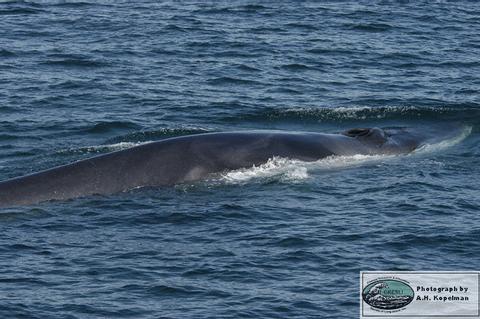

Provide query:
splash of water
left=220, top=154, right=390, bottom=184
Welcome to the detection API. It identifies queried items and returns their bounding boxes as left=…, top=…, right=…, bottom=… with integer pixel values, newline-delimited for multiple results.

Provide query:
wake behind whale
left=0, top=126, right=467, bottom=208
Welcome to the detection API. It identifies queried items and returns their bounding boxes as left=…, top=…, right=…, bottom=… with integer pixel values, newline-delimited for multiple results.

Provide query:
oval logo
left=362, top=279, right=414, bottom=310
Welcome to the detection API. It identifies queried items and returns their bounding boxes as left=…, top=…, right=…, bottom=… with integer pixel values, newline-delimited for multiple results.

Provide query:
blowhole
left=343, top=128, right=371, bottom=137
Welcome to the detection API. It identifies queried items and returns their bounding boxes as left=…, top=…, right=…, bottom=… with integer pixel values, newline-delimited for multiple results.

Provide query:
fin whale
left=0, top=127, right=449, bottom=207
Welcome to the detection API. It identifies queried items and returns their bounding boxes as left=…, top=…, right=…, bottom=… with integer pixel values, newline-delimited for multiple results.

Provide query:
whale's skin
left=0, top=128, right=426, bottom=207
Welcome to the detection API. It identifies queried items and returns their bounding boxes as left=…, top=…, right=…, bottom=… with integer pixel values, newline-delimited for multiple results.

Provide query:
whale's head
left=343, top=127, right=421, bottom=154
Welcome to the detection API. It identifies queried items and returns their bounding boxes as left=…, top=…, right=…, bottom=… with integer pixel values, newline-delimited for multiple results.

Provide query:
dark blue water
left=1, top=1, right=480, bottom=318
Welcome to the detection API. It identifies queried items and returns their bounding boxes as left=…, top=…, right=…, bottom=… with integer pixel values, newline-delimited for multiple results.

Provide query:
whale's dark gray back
left=0, top=129, right=426, bottom=207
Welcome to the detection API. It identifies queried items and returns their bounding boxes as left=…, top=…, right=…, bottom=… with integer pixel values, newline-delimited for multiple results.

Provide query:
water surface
left=1, top=1, right=479, bottom=318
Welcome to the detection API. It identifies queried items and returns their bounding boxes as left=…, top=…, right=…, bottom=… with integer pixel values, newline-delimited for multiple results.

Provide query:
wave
left=206, top=76, right=261, bottom=86
left=48, top=2, right=98, bottom=8
left=348, top=22, right=394, bottom=32
left=0, top=49, right=15, bottom=57
left=193, top=4, right=270, bottom=15
left=0, top=7, right=44, bottom=15
left=41, top=54, right=109, bottom=68
left=279, top=63, right=311, bottom=71
left=84, top=121, right=141, bottom=134
left=42, top=59, right=108, bottom=68
left=221, top=105, right=480, bottom=124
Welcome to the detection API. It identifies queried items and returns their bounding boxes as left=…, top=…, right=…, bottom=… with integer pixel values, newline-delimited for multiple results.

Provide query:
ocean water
left=1, top=1, right=480, bottom=318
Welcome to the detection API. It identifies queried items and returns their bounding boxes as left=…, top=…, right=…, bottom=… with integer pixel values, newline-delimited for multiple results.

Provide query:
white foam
left=414, top=126, right=472, bottom=154
left=281, top=105, right=449, bottom=120
left=220, top=154, right=391, bottom=184
left=221, top=157, right=309, bottom=183
left=83, top=141, right=149, bottom=152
